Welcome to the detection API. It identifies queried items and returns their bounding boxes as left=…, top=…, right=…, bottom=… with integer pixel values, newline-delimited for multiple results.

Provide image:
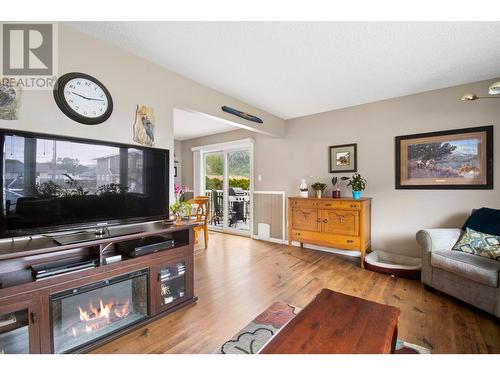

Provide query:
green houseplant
left=311, top=182, right=327, bottom=199
left=347, top=173, right=367, bottom=199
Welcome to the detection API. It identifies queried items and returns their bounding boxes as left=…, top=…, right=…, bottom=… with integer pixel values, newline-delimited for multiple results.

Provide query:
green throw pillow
left=452, top=227, right=500, bottom=261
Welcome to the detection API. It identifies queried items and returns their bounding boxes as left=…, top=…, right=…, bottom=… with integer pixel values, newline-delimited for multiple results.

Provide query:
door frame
left=192, top=138, right=254, bottom=236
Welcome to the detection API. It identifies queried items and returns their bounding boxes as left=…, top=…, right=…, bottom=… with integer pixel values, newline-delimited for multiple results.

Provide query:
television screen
left=0, top=130, right=169, bottom=238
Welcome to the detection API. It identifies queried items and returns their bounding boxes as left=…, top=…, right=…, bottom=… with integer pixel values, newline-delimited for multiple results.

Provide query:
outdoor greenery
left=205, top=151, right=250, bottom=177
left=204, top=150, right=250, bottom=191
left=205, top=177, right=250, bottom=191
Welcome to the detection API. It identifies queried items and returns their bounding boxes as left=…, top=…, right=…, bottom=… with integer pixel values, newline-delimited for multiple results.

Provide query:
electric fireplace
left=50, top=269, right=149, bottom=353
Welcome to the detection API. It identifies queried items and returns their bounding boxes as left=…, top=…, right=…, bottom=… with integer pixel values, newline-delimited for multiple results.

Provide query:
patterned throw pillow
left=452, top=227, right=500, bottom=261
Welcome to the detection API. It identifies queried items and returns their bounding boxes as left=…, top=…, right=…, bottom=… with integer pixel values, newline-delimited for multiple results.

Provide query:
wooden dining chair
left=186, top=196, right=209, bottom=249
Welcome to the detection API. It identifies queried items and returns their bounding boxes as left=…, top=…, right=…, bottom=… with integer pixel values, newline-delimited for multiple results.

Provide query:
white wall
left=180, top=78, right=500, bottom=257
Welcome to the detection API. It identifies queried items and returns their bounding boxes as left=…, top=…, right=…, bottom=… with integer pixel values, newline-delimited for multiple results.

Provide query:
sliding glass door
left=204, top=152, right=225, bottom=230
left=227, top=150, right=250, bottom=233
left=201, top=144, right=252, bottom=235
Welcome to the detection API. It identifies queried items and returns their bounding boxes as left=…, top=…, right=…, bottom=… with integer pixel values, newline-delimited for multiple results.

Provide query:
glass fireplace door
left=50, top=269, right=149, bottom=353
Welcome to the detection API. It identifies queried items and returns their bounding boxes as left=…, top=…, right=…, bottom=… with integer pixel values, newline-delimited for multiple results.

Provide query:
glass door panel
left=227, top=150, right=250, bottom=233
left=158, top=260, right=187, bottom=310
left=0, top=309, right=30, bottom=354
left=204, top=152, right=225, bottom=230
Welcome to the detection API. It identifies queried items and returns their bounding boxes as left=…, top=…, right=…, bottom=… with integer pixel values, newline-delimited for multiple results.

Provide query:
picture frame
left=174, top=166, right=178, bottom=178
left=395, top=125, right=493, bottom=189
left=329, top=143, right=357, bottom=173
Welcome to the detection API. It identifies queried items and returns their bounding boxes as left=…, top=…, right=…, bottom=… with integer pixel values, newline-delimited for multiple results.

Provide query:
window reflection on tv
left=1, top=131, right=169, bottom=237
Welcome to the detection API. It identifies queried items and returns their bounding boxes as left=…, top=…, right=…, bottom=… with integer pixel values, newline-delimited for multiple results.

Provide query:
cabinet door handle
left=30, top=312, right=36, bottom=324
left=316, top=218, right=321, bottom=223
left=325, top=203, right=331, bottom=206
left=295, top=232, right=301, bottom=236
left=323, top=219, right=328, bottom=223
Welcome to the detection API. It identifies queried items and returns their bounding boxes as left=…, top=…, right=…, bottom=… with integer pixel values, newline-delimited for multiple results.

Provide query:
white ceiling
left=68, top=22, right=500, bottom=119
left=173, top=108, right=240, bottom=140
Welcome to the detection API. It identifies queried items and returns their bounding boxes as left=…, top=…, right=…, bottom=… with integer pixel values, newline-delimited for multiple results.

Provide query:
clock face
left=63, top=78, right=109, bottom=118
left=54, top=73, right=113, bottom=125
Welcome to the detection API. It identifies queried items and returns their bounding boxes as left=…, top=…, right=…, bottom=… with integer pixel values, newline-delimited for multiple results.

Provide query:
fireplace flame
left=71, top=297, right=131, bottom=337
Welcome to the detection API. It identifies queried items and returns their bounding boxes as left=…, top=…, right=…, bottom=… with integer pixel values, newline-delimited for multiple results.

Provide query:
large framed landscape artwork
left=395, top=126, right=493, bottom=189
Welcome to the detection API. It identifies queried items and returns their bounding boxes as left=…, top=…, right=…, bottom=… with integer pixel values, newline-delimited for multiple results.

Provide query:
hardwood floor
left=92, top=232, right=500, bottom=354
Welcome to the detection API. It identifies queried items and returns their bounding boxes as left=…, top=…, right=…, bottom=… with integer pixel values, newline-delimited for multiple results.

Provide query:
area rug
left=217, top=301, right=431, bottom=354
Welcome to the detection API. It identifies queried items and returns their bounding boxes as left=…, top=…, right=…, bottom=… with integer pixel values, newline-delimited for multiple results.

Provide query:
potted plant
left=346, top=173, right=367, bottom=199
left=170, top=185, right=191, bottom=225
left=331, top=176, right=350, bottom=198
left=311, top=182, right=327, bottom=199
left=299, top=178, right=308, bottom=198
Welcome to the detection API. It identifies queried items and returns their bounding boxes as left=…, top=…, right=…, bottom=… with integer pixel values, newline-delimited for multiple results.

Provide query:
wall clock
left=53, top=72, right=113, bottom=125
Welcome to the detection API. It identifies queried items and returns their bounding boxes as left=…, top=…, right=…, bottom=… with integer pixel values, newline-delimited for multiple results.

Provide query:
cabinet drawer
left=290, top=199, right=320, bottom=209
left=320, top=200, right=361, bottom=210
left=291, top=208, right=320, bottom=232
left=330, top=235, right=360, bottom=250
left=290, top=230, right=360, bottom=250
left=321, top=209, right=359, bottom=236
left=290, top=229, right=322, bottom=243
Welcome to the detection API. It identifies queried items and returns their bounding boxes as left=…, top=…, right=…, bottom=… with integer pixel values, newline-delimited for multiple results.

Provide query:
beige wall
left=180, top=78, right=500, bottom=257
left=0, top=23, right=285, bottom=201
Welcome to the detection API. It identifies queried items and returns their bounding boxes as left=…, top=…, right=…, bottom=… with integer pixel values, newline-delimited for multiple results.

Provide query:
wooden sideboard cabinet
left=288, top=197, right=372, bottom=268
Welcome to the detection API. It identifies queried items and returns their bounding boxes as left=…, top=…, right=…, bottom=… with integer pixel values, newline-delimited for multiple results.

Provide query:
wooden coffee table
left=259, top=289, right=400, bottom=354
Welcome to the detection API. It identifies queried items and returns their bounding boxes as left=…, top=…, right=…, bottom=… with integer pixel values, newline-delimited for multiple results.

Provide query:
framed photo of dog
left=395, top=126, right=493, bottom=189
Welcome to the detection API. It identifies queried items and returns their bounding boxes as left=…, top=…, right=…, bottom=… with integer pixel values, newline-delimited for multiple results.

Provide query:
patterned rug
left=218, top=301, right=431, bottom=354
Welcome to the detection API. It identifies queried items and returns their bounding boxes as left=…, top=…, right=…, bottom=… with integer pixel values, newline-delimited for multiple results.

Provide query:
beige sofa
left=416, top=228, right=500, bottom=318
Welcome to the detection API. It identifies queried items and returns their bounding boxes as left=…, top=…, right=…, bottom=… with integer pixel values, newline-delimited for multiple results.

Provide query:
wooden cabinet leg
left=300, top=242, right=304, bottom=248
left=360, top=249, right=365, bottom=269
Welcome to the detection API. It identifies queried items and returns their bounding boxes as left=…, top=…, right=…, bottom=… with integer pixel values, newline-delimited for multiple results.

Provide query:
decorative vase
left=174, top=212, right=183, bottom=225
left=332, top=190, right=341, bottom=199
left=352, top=191, right=361, bottom=200
left=315, top=190, right=323, bottom=199
left=299, top=179, right=308, bottom=197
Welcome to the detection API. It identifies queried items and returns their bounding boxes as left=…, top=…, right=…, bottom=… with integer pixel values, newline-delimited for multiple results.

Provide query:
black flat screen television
left=0, top=129, right=169, bottom=238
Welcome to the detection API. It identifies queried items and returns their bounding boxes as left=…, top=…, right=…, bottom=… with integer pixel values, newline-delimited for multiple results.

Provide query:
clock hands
left=71, top=92, right=105, bottom=102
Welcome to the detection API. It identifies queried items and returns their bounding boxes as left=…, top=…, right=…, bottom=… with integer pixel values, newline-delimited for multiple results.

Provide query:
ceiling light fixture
left=488, top=81, right=500, bottom=95
left=460, top=81, right=500, bottom=101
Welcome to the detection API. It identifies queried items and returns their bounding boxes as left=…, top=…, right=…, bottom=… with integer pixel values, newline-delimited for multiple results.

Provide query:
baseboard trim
left=252, top=236, right=361, bottom=258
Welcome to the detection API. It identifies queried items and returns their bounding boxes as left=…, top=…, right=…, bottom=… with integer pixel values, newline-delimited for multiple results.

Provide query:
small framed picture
left=329, top=143, right=357, bottom=173
left=174, top=166, right=178, bottom=178
left=395, top=125, right=493, bottom=189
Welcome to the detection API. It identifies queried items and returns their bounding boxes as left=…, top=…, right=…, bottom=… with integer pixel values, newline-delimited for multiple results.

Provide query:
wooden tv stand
left=288, top=197, right=371, bottom=268
left=0, top=222, right=197, bottom=354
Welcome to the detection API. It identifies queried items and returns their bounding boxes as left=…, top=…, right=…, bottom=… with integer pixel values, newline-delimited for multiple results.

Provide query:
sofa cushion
left=452, top=227, right=500, bottom=261
left=462, top=207, right=500, bottom=237
left=431, top=250, right=500, bottom=287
